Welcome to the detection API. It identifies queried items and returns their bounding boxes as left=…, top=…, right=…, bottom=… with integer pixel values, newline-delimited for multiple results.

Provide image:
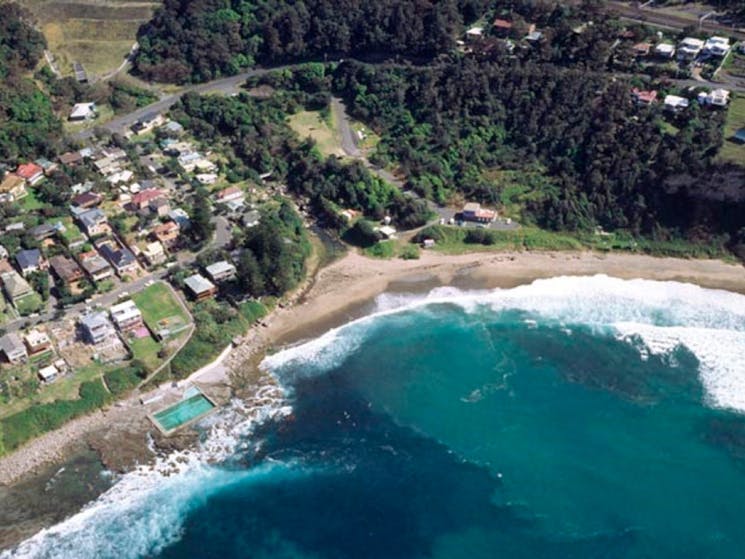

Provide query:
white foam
left=614, top=322, right=745, bottom=412
left=263, top=275, right=745, bottom=411
left=3, top=378, right=292, bottom=559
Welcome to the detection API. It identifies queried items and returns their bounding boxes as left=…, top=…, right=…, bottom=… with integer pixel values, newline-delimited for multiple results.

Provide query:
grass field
left=0, top=361, right=107, bottom=420
left=288, top=109, right=345, bottom=157
left=718, top=92, right=745, bottom=163
left=129, top=334, right=161, bottom=371
left=132, top=282, right=190, bottom=335
left=20, top=0, right=160, bottom=77
left=14, top=293, right=44, bottom=316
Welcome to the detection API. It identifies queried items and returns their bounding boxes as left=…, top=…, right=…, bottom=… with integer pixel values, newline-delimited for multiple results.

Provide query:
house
left=177, top=151, right=201, bottom=172
left=16, top=249, right=45, bottom=277
left=79, top=251, right=113, bottom=282
left=664, top=94, right=690, bottom=112
left=72, top=191, right=102, bottom=209
left=16, top=163, right=44, bottom=186
left=375, top=225, right=397, bottom=240
left=131, top=188, right=164, bottom=210
left=205, top=260, right=237, bottom=283
left=0, top=333, right=28, bottom=364
left=168, top=208, right=191, bottom=229
left=77, top=208, right=109, bottom=237
left=149, top=197, right=171, bottom=217
left=151, top=221, right=180, bottom=248
left=704, top=36, right=730, bottom=57
left=38, top=364, right=59, bottom=383
left=163, top=120, right=185, bottom=135
left=107, top=170, right=134, bottom=186
left=465, top=27, right=484, bottom=42
left=0, top=245, right=7, bottom=260
left=109, top=300, right=143, bottom=332
left=654, top=43, right=676, bottom=59
left=49, top=255, right=84, bottom=285
left=99, top=243, right=138, bottom=277
left=131, top=112, right=165, bottom=135
left=59, top=151, right=83, bottom=167
left=69, top=102, right=96, bottom=121
left=632, top=42, right=651, bottom=57
left=24, top=329, right=53, bottom=357
left=631, top=88, right=658, bottom=106
left=461, top=203, right=497, bottom=223
left=493, top=19, right=513, bottom=36
left=0, top=173, right=27, bottom=203
left=30, top=222, right=59, bottom=241
left=1, top=271, right=33, bottom=302
left=196, top=173, right=218, bottom=185
left=184, top=274, right=218, bottom=301
left=215, top=186, right=244, bottom=204
left=80, top=312, right=116, bottom=344
left=35, top=157, right=58, bottom=175
left=678, top=37, right=704, bottom=60
left=142, top=241, right=166, bottom=266
left=525, top=31, right=543, bottom=42
left=698, top=88, right=730, bottom=107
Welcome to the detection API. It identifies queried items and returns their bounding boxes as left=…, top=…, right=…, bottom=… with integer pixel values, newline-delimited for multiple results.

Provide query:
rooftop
left=184, top=274, right=216, bottom=295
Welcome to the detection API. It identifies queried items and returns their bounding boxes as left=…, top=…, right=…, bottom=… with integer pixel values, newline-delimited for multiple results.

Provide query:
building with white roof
left=654, top=43, right=675, bottom=58
left=704, top=36, right=730, bottom=57
left=698, top=88, right=730, bottom=107
left=69, top=103, right=96, bottom=121
left=110, top=300, right=144, bottom=332
left=205, top=261, right=237, bottom=283
left=678, top=37, right=704, bottom=60
left=664, top=95, right=690, bottom=112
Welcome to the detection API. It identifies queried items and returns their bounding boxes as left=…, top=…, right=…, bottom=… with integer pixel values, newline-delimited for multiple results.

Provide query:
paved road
left=606, top=1, right=745, bottom=41
left=72, top=67, right=281, bottom=142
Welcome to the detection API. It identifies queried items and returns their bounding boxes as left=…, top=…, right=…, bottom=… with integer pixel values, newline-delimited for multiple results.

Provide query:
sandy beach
left=1, top=249, right=744, bottom=490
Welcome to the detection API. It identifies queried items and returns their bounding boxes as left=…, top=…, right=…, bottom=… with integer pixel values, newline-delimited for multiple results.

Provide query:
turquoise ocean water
left=6, top=276, right=745, bottom=559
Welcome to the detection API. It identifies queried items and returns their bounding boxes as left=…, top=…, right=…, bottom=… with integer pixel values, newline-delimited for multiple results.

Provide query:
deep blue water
left=9, top=277, right=745, bottom=559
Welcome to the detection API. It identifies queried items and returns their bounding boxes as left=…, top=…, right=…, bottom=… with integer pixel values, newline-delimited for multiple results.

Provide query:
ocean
left=6, top=275, right=745, bottom=559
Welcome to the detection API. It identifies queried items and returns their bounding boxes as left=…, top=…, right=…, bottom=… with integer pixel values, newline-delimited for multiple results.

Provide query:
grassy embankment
left=719, top=92, right=745, bottom=164
left=19, top=0, right=159, bottom=77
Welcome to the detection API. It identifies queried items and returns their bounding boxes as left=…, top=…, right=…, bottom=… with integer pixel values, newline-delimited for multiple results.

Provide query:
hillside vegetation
left=135, top=0, right=489, bottom=83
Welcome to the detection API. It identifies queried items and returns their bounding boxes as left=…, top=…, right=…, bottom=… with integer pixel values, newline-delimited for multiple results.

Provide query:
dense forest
left=135, top=0, right=489, bottom=82
left=255, top=59, right=745, bottom=253
left=0, top=3, right=60, bottom=160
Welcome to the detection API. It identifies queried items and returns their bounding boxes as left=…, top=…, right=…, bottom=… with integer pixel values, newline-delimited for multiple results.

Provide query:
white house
left=698, top=88, right=730, bottom=107
left=664, top=94, right=690, bottom=112
left=678, top=37, right=704, bottom=60
left=654, top=43, right=676, bottom=59
left=704, top=36, right=730, bottom=57
left=69, top=102, right=96, bottom=121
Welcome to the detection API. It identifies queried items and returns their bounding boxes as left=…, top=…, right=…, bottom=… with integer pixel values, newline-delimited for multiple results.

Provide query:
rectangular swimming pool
left=152, top=392, right=215, bottom=433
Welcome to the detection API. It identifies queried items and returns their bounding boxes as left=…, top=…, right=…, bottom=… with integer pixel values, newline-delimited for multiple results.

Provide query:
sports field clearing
left=288, top=109, right=345, bottom=157
left=132, top=281, right=191, bottom=335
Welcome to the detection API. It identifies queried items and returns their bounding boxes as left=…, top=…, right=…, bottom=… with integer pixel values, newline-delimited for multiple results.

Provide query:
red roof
left=16, top=163, right=43, bottom=179
left=632, top=88, right=658, bottom=103
left=475, top=209, right=497, bottom=219
left=131, top=188, right=163, bottom=206
left=153, top=221, right=179, bottom=235
left=493, top=19, right=513, bottom=29
left=216, top=186, right=242, bottom=199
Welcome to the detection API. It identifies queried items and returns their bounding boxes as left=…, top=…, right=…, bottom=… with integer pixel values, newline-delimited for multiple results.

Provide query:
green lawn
left=288, top=109, right=344, bottom=158
left=129, top=334, right=162, bottom=371
left=14, top=292, right=43, bottom=315
left=132, top=282, right=190, bottom=335
left=60, top=218, right=86, bottom=246
left=719, top=92, right=745, bottom=163
left=20, top=187, right=46, bottom=211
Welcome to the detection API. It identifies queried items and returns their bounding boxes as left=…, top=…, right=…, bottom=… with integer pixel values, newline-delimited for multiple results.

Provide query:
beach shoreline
left=0, top=249, right=743, bottom=549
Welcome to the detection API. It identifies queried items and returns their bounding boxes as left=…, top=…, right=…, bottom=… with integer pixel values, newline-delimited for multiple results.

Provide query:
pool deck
left=147, top=386, right=219, bottom=436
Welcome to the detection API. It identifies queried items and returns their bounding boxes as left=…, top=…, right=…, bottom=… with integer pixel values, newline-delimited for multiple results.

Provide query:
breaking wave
left=2, top=383, right=292, bottom=559
left=263, top=275, right=745, bottom=411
